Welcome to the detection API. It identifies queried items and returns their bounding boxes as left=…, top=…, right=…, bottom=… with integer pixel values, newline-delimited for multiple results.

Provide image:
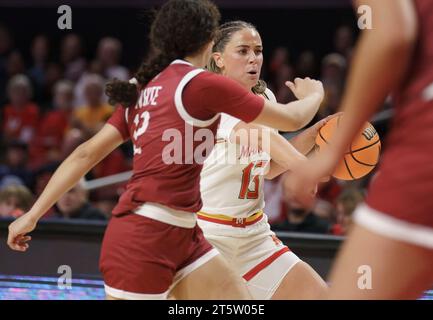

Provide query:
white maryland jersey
left=200, top=88, right=277, bottom=218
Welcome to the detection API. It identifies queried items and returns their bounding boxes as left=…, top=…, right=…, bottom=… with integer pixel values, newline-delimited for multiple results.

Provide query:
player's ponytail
left=134, top=50, right=178, bottom=88
left=106, top=50, right=177, bottom=108
left=106, top=79, right=139, bottom=108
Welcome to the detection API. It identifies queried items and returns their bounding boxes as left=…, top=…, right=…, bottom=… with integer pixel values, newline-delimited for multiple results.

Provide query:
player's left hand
left=291, top=112, right=343, bottom=154
left=7, top=213, right=37, bottom=252
left=284, top=150, right=338, bottom=207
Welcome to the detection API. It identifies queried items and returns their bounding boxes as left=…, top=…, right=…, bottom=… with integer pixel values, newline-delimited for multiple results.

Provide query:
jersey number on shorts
left=132, top=111, right=150, bottom=155
left=239, top=161, right=266, bottom=199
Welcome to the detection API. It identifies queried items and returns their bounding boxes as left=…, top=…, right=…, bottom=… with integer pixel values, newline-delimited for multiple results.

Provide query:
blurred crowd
left=0, top=23, right=380, bottom=235
left=0, top=25, right=132, bottom=220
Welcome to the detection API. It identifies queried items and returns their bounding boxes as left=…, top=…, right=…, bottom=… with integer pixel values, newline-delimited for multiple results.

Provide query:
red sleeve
left=106, top=105, right=130, bottom=141
left=183, top=71, right=265, bottom=123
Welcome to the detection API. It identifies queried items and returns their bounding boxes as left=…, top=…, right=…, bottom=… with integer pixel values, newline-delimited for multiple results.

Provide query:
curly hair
left=207, top=20, right=267, bottom=95
left=106, top=0, right=221, bottom=107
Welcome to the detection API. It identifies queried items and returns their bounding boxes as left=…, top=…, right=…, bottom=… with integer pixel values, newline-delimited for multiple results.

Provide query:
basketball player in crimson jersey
left=286, top=0, right=433, bottom=299
left=7, top=0, right=324, bottom=300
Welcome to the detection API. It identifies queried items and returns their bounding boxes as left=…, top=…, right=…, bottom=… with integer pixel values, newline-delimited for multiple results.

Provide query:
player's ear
left=212, top=52, right=224, bottom=69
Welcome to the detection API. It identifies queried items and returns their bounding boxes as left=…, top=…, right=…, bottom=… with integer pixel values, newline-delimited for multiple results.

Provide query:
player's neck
left=184, top=54, right=206, bottom=69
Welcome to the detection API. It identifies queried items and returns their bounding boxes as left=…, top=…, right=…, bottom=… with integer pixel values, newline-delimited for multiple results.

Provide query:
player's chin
left=243, top=77, right=258, bottom=89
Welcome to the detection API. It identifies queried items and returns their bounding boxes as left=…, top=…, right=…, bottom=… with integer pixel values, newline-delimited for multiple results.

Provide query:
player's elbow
left=291, top=111, right=313, bottom=131
left=73, top=142, right=94, bottom=163
left=265, top=171, right=279, bottom=180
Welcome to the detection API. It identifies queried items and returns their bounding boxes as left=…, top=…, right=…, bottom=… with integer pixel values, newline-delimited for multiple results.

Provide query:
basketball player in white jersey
left=199, top=21, right=328, bottom=299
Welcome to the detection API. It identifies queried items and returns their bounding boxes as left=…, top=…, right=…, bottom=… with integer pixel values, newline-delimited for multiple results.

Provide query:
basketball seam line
left=343, top=156, right=356, bottom=179
left=318, top=130, right=329, bottom=144
left=349, top=152, right=376, bottom=167
left=349, top=144, right=379, bottom=167
left=346, top=139, right=380, bottom=154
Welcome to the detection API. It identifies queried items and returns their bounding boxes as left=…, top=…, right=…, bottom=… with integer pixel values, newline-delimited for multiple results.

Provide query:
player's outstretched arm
left=283, top=0, right=418, bottom=207
left=7, top=124, right=124, bottom=252
left=289, top=113, right=340, bottom=155
left=324, top=0, right=417, bottom=158
left=252, top=78, right=324, bottom=131
left=229, top=121, right=307, bottom=179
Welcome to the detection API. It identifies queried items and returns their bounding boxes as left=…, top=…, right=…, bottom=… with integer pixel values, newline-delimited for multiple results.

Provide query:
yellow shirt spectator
left=74, top=103, right=114, bottom=133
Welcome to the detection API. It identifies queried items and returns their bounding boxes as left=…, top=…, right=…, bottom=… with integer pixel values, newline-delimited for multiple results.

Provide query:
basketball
left=315, top=114, right=381, bottom=180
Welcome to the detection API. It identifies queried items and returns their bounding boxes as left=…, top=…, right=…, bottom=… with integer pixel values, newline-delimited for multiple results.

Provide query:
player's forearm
left=328, top=6, right=416, bottom=158
left=265, top=161, right=286, bottom=180
left=283, top=93, right=322, bottom=130
left=289, top=130, right=316, bottom=155
left=253, top=93, right=322, bottom=132
left=231, top=122, right=306, bottom=179
left=27, top=144, right=102, bottom=221
left=264, top=131, right=306, bottom=179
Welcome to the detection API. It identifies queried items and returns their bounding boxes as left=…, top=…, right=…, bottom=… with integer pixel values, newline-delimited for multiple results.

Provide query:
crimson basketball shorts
left=99, top=212, right=218, bottom=299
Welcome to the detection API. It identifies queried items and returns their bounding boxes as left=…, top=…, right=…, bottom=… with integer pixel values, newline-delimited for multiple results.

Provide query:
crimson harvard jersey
left=107, top=60, right=264, bottom=215
left=366, top=0, right=433, bottom=227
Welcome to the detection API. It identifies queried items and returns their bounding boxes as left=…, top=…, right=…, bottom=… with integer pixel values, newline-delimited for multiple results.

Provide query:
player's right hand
left=285, top=77, right=324, bottom=101
left=7, top=213, right=37, bottom=252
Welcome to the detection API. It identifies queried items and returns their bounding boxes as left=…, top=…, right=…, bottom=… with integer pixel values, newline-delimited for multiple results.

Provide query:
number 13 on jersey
left=239, top=160, right=267, bottom=199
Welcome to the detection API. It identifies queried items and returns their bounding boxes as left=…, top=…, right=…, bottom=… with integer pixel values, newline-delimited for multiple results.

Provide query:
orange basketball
left=315, top=114, right=381, bottom=180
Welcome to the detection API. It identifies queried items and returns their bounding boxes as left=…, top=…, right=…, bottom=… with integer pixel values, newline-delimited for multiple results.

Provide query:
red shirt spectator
left=2, top=74, right=40, bottom=143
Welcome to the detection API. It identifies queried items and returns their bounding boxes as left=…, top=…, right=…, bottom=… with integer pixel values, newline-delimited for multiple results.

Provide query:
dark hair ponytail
left=106, top=0, right=220, bottom=108
left=106, top=51, right=177, bottom=107
left=105, top=79, right=138, bottom=108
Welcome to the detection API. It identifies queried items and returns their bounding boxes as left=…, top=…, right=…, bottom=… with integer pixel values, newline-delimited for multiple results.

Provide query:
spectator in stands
left=295, top=50, right=317, bottom=79
left=318, top=53, right=346, bottom=118
left=0, top=140, right=33, bottom=187
left=74, top=74, right=113, bottom=135
left=96, top=37, right=129, bottom=81
left=321, top=53, right=347, bottom=87
left=73, top=62, right=105, bottom=107
left=28, top=35, right=50, bottom=103
left=273, top=191, right=331, bottom=234
left=0, top=185, right=34, bottom=218
left=0, top=175, right=25, bottom=190
left=318, top=80, right=343, bottom=118
left=32, top=163, right=59, bottom=204
left=268, top=46, right=290, bottom=78
left=6, top=51, right=26, bottom=79
left=267, top=47, right=295, bottom=103
left=330, top=187, right=364, bottom=235
left=91, top=146, right=131, bottom=215
left=263, top=177, right=287, bottom=225
left=30, top=80, right=74, bottom=167
left=333, top=25, right=354, bottom=59
left=61, top=34, right=86, bottom=82
left=312, top=198, right=335, bottom=222
left=55, top=179, right=106, bottom=220
left=273, top=63, right=296, bottom=103
left=2, top=74, right=40, bottom=143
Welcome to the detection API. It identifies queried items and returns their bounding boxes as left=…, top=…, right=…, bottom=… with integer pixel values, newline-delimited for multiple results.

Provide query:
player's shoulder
left=193, top=69, right=242, bottom=88
left=263, top=87, right=277, bottom=103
